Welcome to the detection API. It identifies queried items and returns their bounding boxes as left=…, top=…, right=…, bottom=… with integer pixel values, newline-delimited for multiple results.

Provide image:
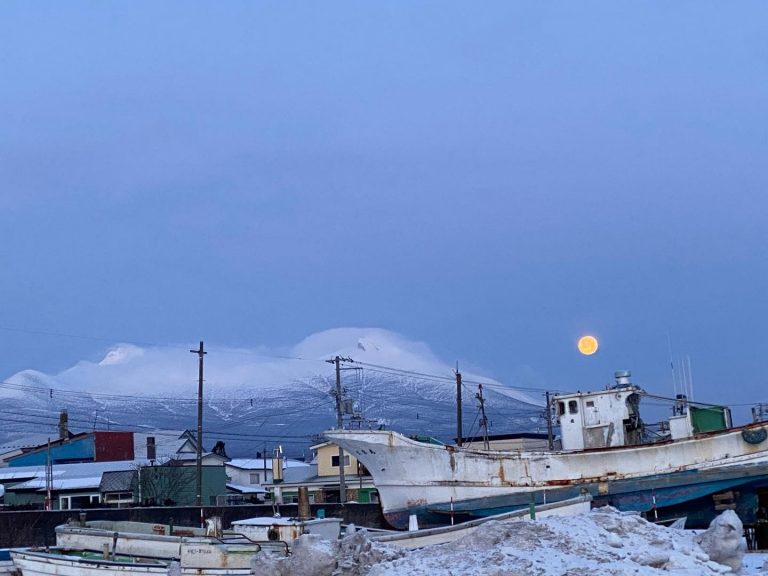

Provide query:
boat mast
left=545, top=391, right=554, bottom=450
left=476, top=384, right=490, bottom=450
left=456, top=365, right=463, bottom=447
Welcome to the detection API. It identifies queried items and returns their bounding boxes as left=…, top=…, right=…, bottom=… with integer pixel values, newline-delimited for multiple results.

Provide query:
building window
left=331, top=455, right=350, bottom=468
left=59, top=494, right=100, bottom=510
left=249, top=472, right=260, bottom=484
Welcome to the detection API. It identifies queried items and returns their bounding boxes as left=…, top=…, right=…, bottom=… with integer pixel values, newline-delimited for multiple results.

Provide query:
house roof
left=266, top=474, right=374, bottom=489
left=227, top=458, right=310, bottom=470
left=0, top=468, right=62, bottom=482
left=226, top=483, right=266, bottom=494
left=226, top=458, right=267, bottom=470
left=13, top=476, right=103, bottom=491
left=100, top=470, right=137, bottom=493
left=0, top=460, right=137, bottom=492
left=3, top=432, right=89, bottom=465
left=174, top=452, right=228, bottom=464
left=0, top=433, right=57, bottom=453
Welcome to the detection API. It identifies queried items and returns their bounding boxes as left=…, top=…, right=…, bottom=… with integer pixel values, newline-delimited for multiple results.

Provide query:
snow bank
left=696, top=509, right=744, bottom=572
left=251, top=508, right=767, bottom=575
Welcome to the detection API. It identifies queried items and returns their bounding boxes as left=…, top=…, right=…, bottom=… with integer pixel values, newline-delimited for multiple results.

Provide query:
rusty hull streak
left=498, top=462, right=506, bottom=483
left=545, top=475, right=608, bottom=487
left=434, top=480, right=503, bottom=487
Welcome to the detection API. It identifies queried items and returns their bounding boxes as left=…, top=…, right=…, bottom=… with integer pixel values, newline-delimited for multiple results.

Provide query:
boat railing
left=217, top=532, right=290, bottom=556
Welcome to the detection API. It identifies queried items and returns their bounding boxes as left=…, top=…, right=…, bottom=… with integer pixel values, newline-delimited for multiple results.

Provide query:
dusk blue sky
left=1, top=2, right=767, bottom=421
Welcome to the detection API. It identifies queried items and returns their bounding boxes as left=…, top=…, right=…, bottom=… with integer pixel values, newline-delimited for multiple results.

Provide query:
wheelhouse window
left=568, top=400, right=578, bottom=414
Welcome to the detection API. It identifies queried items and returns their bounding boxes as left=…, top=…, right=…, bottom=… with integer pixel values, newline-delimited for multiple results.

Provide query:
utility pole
left=476, top=384, right=490, bottom=450
left=455, top=367, right=463, bottom=447
left=190, top=341, right=206, bottom=508
left=45, top=438, right=52, bottom=511
left=326, top=355, right=353, bottom=504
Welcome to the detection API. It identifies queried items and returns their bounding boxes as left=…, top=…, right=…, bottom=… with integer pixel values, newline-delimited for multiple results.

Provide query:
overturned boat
left=325, top=371, right=768, bottom=529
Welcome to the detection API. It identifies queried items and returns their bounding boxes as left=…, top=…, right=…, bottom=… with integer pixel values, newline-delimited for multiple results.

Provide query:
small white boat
left=0, top=549, right=19, bottom=576
left=11, top=517, right=343, bottom=576
left=371, top=493, right=593, bottom=549
left=55, top=519, right=289, bottom=564
left=230, top=516, right=343, bottom=545
left=11, top=549, right=174, bottom=576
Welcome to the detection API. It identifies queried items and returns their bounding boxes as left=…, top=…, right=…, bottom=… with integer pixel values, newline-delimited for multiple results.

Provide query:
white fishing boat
left=325, top=370, right=768, bottom=529
left=370, top=493, right=593, bottom=548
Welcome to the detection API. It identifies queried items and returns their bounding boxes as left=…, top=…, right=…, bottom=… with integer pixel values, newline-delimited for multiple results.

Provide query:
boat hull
left=10, top=549, right=254, bottom=576
left=324, top=426, right=768, bottom=529
left=55, top=521, right=286, bottom=565
left=10, top=550, right=170, bottom=576
left=0, top=549, right=18, bottom=576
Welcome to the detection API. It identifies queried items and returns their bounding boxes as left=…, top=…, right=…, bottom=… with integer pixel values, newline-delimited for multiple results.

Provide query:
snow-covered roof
left=0, top=433, right=54, bottom=452
left=100, top=470, right=136, bottom=492
left=227, top=458, right=268, bottom=470
left=0, top=468, right=63, bottom=482
left=12, top=476, right=103, bottom=491
left=174, top=452, right=227, bottom=464
left=227, top=458, right=310, bottom=470
left=0, top=460, right=137, bottom=491
left=226, top=483, right=266, bottom=494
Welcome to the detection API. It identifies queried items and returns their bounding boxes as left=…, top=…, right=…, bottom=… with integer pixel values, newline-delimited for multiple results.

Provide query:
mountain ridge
left=0, top=328, right=545, bottom=457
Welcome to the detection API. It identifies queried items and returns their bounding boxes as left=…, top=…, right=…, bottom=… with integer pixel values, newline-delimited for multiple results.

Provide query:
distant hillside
left=0, top=328, right=545, bottom=458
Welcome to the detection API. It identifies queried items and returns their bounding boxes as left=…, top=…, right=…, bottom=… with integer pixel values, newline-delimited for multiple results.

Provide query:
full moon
left=577, top=335, right=599, bottom=355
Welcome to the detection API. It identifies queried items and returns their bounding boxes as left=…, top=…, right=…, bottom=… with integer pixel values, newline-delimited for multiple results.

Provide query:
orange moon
left=577, top=335, right=599, bottom=355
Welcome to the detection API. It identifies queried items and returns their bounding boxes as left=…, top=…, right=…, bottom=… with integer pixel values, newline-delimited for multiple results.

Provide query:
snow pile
left=367, top=510, right=714, bottom=575
left=251, top=508, right=767, bottom=575
left=696, top=509, right=744, bottom=572
left=333, top=528, right=407, bottom=575
left=250, top=531, right=404, bottom=576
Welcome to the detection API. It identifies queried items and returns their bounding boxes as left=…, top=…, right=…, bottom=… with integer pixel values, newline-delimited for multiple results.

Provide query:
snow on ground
left=259, top=507, right=768, bottom=575
left=363, top=508, right=767, bottom=576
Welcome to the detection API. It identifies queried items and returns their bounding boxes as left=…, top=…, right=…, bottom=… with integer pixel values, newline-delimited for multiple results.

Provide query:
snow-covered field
left=255, top=507, right=768, bottom=575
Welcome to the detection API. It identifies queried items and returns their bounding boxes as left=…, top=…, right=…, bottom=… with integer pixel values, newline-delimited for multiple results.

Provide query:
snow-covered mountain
left=0, top=328, right=545, bottom=457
